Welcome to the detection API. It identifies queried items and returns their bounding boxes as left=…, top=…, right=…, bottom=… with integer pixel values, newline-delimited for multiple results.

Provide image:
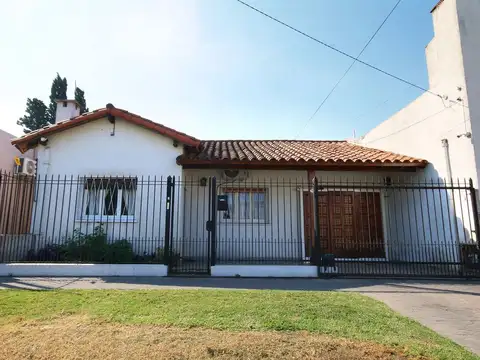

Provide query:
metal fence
left=0, top=171, right=479, bottom=278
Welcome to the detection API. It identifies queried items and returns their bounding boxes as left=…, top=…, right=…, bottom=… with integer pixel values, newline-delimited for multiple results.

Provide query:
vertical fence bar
left=158, top=176, right=164, bottom=250
left=210, top=177, right=217, bottom=267
left=469, top=179, right=480, bottom=249
left=313, top=177, right=320, bottom=269
left=152, top=176, right=157, bottom=253
left=164, top=176, right=172, bottom=267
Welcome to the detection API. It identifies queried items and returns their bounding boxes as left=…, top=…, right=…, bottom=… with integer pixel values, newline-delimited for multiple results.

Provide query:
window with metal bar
left=222, top=188, right=268, bottom=223
left=80, top=177, right=137, bottom=220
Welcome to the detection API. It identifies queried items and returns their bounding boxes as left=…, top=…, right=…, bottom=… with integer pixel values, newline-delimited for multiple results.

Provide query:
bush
left=105, top=240, right=134, bottom=264
left=26, top=244, right=66, bottom=262
left=62, top=226, right=109, bottom=262
left=132, top=247, right=181, bottom=265
left=25, top=226, right=181, bottom=265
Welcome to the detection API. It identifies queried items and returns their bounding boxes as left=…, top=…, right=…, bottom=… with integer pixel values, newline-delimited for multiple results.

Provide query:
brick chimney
left=55, top=99, right=81, bottom=123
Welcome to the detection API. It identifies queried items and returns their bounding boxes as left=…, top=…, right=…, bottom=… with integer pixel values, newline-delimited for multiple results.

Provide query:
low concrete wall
left=211, top=265, right=318, bottom=277
left=0, top=263, right=168, bottom=277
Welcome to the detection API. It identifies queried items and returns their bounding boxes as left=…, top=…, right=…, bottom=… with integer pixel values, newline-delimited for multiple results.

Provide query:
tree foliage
left=17, top=98, right=50, bottom=134
left=48, top=73, right=68, bottom=122
left=74, top=87, right=89, bottom=114
left=18, top=73, right=88, bottom=133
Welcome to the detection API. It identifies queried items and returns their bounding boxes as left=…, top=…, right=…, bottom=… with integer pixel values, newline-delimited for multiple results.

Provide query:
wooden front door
left=303, top=191, right=385, bottom=258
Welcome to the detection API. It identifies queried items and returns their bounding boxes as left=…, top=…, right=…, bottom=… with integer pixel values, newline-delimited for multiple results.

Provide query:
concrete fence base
left=0, top=263, right=168, bottom=277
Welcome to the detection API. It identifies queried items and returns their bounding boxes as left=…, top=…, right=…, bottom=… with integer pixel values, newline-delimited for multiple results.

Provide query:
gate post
left=313, top=177, right=321, bottom=272
left=210, top=177, right=217, bottom=267
left=469, top=178, right=480, bottom=249
left=164, top=176, right=173, bottom=266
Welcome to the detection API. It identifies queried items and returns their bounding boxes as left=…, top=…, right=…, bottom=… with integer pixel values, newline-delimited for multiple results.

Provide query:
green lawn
left=0, top=289, right=477, bottom=360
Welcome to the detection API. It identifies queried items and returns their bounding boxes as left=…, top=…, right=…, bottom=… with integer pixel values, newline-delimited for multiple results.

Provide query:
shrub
left=105, top=240, right=134, bottom=264
left=62, top=226, right=108, bottom=262
left=131, top=247, right=181, bottom=265
left=25, top=226, right=181, bottom=265
left=26, top=244, right=66, bottom=262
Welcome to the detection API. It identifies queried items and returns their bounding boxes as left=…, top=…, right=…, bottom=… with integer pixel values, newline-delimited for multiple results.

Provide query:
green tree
left=48, top=73, right=68, bottom=122
left=17, top=98, right=50, bottom=134
left=74, top=87, right=89, bottom=114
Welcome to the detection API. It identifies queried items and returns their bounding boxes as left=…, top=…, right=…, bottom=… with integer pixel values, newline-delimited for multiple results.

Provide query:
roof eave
left=11, top=107, right=200, bottom=152
left=176, top=158, right=428, bottom=169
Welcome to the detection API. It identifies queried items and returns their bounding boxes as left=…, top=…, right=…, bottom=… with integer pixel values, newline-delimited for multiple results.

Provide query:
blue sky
left=0, top=0, right=438, bottom=140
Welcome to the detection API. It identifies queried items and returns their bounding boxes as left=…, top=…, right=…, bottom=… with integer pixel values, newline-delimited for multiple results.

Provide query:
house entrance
left=165, top=176, right=215, bottom=275
left=303, top=191, right=385, bottom=259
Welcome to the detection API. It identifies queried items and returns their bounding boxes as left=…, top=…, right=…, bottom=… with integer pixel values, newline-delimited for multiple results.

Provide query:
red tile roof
left=11, top=104, right=200, bottom=153
left=11, top=105, right=427, bottom=168
left=178, top=140, right=427, bottom=168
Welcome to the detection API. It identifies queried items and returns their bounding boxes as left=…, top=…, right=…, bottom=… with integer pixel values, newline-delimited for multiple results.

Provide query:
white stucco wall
left=182, top=169, right=449, bottom=263
left=456, top=0, right=480, bottom=190
left=30, top=117, right=184, bottom=255
left=361, top=0, right=478, bottom=186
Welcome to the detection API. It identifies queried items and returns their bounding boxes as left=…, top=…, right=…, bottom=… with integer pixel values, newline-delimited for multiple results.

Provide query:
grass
left=0, top=289, right=477, bottom=360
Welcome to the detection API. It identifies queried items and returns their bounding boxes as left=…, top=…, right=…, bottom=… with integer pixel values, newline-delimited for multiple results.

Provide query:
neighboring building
left=0, top=128, right=22, bottom=172
left=360, top=0, right=480, bottom=187
left=7, top=101, right=477, bottom=277
left=0, top=129, right=34, bottom=239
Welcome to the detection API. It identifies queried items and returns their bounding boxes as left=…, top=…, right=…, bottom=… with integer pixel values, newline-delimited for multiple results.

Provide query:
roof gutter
left=176, top=158, right=427, bottom=169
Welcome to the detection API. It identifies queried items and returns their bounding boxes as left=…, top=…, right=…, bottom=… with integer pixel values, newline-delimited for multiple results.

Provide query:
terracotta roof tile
left=178, top=140, right=427, bottom=168
left=11, top=105, right=427, bottom=169
left=11, top=105, right=200, bottom=153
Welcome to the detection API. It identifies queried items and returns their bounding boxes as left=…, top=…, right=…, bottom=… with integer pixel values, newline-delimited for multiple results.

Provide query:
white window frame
left=78, top=178, right=137, bottom=222
left=221, top=188, right=269, bottom=224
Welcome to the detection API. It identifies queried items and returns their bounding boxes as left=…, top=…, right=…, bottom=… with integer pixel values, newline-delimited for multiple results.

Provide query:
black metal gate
left=165, top=176, right=216, bottom=275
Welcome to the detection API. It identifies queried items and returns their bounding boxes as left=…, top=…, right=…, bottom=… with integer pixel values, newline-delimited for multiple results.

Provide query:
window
left=81, top=177, right=136, bottom=220
left=223, top=188, right=268, bottom=222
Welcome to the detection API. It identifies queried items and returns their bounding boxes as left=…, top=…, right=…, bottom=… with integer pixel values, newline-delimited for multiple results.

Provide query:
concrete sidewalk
left=1, top=277, right=479, bottom=355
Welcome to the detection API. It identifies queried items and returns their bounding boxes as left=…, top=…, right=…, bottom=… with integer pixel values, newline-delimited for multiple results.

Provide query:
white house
left=6, top=96, right=477, bottom=278
left=3, top=0, right=478, bottom=278
left=361, top=0, right=480, bottom=187
left=0, top=129, right=34, bottom=242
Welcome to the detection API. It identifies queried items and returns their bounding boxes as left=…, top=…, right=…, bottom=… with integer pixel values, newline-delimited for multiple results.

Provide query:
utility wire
left=362, top=105, right=454, bottom=145
left=235, top=0, right=465, bottom=109
left=295, top=0, right=403, bottom=138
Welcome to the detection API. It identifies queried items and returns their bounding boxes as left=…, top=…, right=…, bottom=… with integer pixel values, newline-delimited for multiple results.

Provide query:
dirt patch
left=0, top=317, right=424, bottom=360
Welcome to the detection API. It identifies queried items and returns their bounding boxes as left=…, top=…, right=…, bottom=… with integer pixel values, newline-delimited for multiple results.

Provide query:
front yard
left=0, top=289, right=477, bottom=360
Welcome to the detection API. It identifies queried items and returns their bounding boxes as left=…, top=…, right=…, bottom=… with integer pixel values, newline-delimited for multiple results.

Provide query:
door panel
left=303, top=192, right=314, bottom=257
left=329, top=192, right=355, bottom=257
left=318, top=193, right=330, bottom=254
left=303, top=190, right=385, bottom=259
left=354, top=192, right=384, bottom=258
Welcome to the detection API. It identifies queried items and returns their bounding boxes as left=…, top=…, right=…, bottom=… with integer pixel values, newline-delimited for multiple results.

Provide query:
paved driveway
left=1, top=277, right=479, bottom=355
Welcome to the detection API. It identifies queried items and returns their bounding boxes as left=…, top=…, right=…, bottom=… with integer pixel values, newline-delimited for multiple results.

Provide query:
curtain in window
left=238, top=192, right=250, bottom=220
left=121, top=189, right=135, bottom=215
left=252, top=192, right=266, bottom=220
left=85, top=188, right=101, bottom=215
left=226, top=193, right=234, bottom=219
left=103, top=187, right=118, bottom=215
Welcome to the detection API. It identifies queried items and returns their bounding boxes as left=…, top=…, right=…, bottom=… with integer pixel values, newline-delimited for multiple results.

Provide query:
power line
left=295, top=0, right=403, bottom=138
left=362, top=105, right=454, bottom=145
left=235, top=0, right=462, bottom=107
